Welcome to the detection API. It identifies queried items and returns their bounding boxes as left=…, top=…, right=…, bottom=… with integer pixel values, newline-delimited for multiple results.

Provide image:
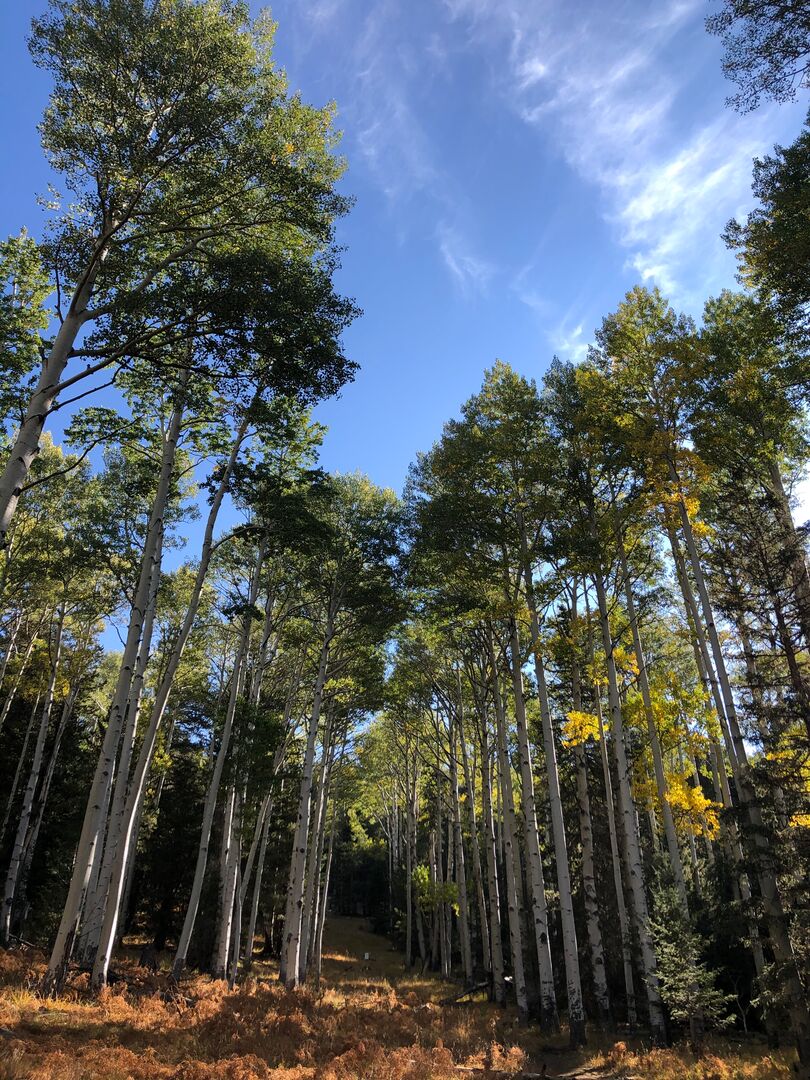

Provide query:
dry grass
left=0, top=919, right=795, bottom=1080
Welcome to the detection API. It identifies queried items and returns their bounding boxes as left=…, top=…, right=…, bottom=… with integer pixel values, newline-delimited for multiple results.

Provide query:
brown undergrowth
left=0, top=919, right=795, bottom=1080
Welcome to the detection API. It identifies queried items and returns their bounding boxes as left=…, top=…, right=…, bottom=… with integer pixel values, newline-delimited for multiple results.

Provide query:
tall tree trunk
left=314, top=807, right=337, bottom=989
left=280, top=605, right=333, bottom=989
left=15, top=684, right=80, bottom=931
left=0, top=617, right=45, bottom=736
left=593, top=569, right=667, bottom=1045
left=569, top=586, right=611, bottom=1025
left=300, top=724, right=334, bottom=980
left=86, top=415, right=247, bottom=986
left=479, top=715, right=505, bottom=1004
left=449, top=713, right=474, bottom=986
left=459, top=717, right=490, bottom=973
left=172, top=540, right=265, bottom=982
left=45, top=392, right=185, bottom=993
left=244, top=808, right=271, bottom=972
left=1, top=692, right=41, bottom=844
left=1, top=605, right=65, bottom=944
left=503, top=619, right=559, bottom=1031
left=520, top=534, right=585, bottom=1045
left=81, top=519, right=166, bottom=963
left=766, top=459, right=810, bottom=652
left=491, top=645, right=529, bottom=1023
left=670, top=469, right=810, bottom=1063
left=214, top=789, right=242, bottom=980
left=618, top=537, right=690, bottom=913
left=0, top=235, right=113, bottom=547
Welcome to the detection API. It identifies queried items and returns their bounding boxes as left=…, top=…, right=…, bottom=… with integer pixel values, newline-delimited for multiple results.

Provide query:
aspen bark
left=504, top=620, right=559, bottom=1031
left=171, top=540, right=265, bottom=981
left=569, top=588, right=611, bottom=1025
left=491, top=649, right=529, bottom=1023
left=0, top=692, right=40, bottom=844
left=459, top=717, right=491, bottom=973
left=519, top=538, right=586, bottom=1044
left=86, top=422, right=250, bottom=991
left=280, top=607, right=333, bottom=988
left=449, top=713, right=474, bottom=985
left=214, top=789, right=242, bottom=980
left=594, top=569, right=667, bottom=1044
left=618, top=539, right=690, bottom=913
left=479, top=718, right=505, bottom=1004
left=1, top=605, right=65, bottom=944
left=0, top=237, right=112, bottom=547
left=0, top=618, right=42, bottom=737
left=45, top=394, right=184, bottom=993
left=81, top=518, right=166, bottom=961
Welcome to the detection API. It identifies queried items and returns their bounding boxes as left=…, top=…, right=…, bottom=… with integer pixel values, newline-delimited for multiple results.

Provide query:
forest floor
left=0, top=917, right=796, bottom=1080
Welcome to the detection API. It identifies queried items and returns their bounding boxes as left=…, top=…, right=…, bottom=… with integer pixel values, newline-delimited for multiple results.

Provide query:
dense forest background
left=1, top=1, right=810, bottom=1077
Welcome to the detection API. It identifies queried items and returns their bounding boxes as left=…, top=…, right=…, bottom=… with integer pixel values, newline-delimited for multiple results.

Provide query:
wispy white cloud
left=550, top=318, right=590, bottom=363
left=437, top=222, right=496, bottom=295
left=444, top=0, right=800, bottom=306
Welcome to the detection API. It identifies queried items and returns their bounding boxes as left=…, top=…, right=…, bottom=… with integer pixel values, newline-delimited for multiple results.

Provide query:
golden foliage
left=562, top=710, right=601, bottom=747
left=665, top=771, right=721, bottom=838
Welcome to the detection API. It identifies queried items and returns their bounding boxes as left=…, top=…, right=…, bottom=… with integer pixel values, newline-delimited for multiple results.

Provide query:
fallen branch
left=439, top=980, right=490, bottom=1005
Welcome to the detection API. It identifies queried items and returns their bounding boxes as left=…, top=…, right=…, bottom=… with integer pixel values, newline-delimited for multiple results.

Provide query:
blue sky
left=0, top=0, right=807, bottom=502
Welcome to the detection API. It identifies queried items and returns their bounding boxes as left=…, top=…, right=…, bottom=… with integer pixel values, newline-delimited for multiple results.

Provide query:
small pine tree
left=650, top=884, right=735, bottom=1046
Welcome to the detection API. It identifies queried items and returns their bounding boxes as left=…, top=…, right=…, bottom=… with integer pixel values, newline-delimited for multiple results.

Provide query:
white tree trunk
left=0, top=235, right=112, bottom=547
left=280, top=612, right=333, bottom=988
left=491, top=649, right=529, bottom=1023
left=594, top=569, right=666, bottom=1044
left=449, top=714, right=474, bottom=985
left=504, top=620, right=559, bottom=1031
left=479, top=713, right=505, bottom=1005
left=458, top=719, right=490, bottom=973
left=45, top=393, right=184, bottom=993
left=88, top=422, right=249, bottom=990
left=171, top=540, right=265, bottom=980
left=1, top=606, right=65, bottom=943
left=618, top=539, right=689, bottom=913
left=1, top=692, right=41, bottom=844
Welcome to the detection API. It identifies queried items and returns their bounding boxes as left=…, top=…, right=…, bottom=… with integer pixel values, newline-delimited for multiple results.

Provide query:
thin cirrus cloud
left=444, top=0, right=804, bottom=308
left=279, top=0, right=804, bottom=316
left=437, top=222, right=496, bottom=296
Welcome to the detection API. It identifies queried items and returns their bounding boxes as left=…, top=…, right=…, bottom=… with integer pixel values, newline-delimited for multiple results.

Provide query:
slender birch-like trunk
left=300, top=724, right=334, bottom=979
left=212, top=787, right=240, bottom=979
left=666, top=475, right=803, bottom=1054
left=491, top=647, right=529, bottom=1023
left=617, top=538, right=689, bottom=912
left=519, top=533, right=585, bottom=1044
left=0, top=234, right=113, bottom=547
left=478, top=706, right=505, bottom=1004
left=280, top=605, right=333, bottom=989
left=459, top=716, right=490, bottom=973
left=1, top=605, right=65, bottom=944
left=87, top=421, right=250, bottom=991
left=504, top=618, right=559, bottom=1031
left=0, top=619, right=44, bottom=736
left=1, top=692, right=40, bottom=844
left=244, top=809, right=271, bottom=971
left=449, top=714, right=474, bottom=985
left=172, top=540, right=265, bottom=981
left=16, top=684, right=80, bottom=919
left=766, top=459, right=810, bottom=653
left=81, top=519, right=166, bottom=962
left=593, top=568, right=667, bottom=1044
left=314, top=807, right=337, bottom=989
left=569, top=587, right=610, bottom=1025
left=45, top=394, right=184, bottom=994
